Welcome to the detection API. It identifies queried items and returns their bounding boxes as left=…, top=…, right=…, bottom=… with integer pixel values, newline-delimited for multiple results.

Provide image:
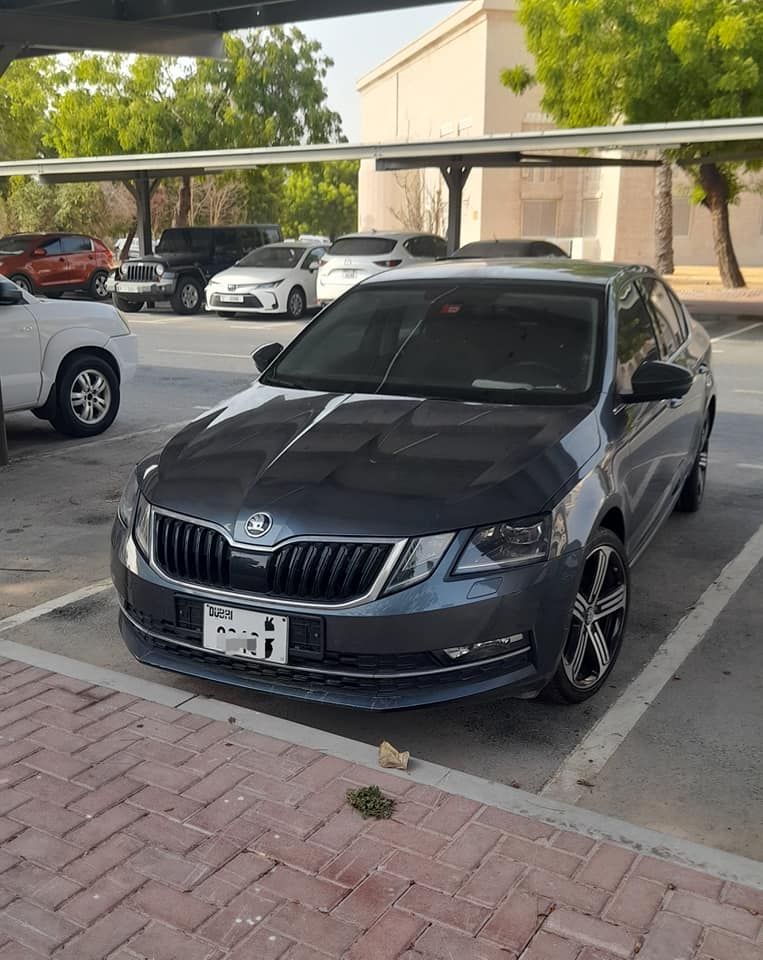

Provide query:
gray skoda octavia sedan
left=112, top=260, right=715, bottom=710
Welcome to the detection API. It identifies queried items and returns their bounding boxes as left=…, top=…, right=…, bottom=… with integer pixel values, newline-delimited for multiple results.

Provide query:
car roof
left=363, top=258, right=652, bottom=287
left=332, top=231, right=440, bottom=241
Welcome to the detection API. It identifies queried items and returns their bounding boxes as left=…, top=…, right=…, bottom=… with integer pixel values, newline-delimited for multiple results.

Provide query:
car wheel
left=49, top=354, right=120, bottom=438
left=676, top=419, right=709, bottom=513
left=171, top=277, right=203, bottom=315
left=286, top=286, right=306, bottom=320
left=112, top=294, right=144, bottom=313
left=545, top=529, right=630, bottom=703
left=89, top=269, right=110, bottom=301
left=10, top=274, right=33, bottom=294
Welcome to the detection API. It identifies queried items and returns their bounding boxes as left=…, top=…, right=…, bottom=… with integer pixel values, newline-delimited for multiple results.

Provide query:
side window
left=61, top=236, right=92, bottom=254
left=432, top=237, right=447, bottom=258
left=303, top=247, right=325, bottom=269
left=41, top=238, right=62, bottom=256
left=616, top=283, right=660, bottom=393
left=667, top=287, right=690, bottom=341
left=213, top=229, right=239, bottom=259
left=264, top=227, right=281, bottom=244
left=405, top=236, right=434, bottom=259
left=641, top=278, right=685, bottom=357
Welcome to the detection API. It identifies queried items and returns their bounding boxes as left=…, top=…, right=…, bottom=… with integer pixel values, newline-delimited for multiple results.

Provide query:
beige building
left=357, top=0, right=763, bottom=266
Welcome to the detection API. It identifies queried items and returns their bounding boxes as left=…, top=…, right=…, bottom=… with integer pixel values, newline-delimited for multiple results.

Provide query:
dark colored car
left=0, top=232, right=116, bottom=301
left=108, top=224, right=282, bottom=315
left=451, top=239, right=570, bottom=259
left=112, top=260, right=715, bottom=711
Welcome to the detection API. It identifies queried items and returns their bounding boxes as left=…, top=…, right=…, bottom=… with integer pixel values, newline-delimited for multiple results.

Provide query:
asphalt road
left=1, top=303, right=761, bottom=860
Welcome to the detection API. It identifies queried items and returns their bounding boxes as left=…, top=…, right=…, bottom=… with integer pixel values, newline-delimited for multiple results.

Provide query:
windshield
left=0, top=235, right=36, bottom=255
left=263, top=281, right=603, bottom=405
left=238, top=245, right=306, bottom=268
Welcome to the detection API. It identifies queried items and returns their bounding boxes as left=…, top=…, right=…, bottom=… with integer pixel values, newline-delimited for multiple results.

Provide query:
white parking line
left=734, top=389, right=763, bottom=395
left=0, top=580, right=111, bottom=635
left=541, top=520, right=763, bottom=804
left=10, top=420, right=190, bottom=463
left=711, top=321, right=763, bottom=343
left=737, top=463, right=763, bottom=470
left=157, top=349, right=250, bottom=359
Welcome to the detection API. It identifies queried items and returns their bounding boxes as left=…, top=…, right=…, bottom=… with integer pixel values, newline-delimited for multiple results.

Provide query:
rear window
left=0, top=235, right=36, bottom=255
left=329, top=237, right=397, bottom=257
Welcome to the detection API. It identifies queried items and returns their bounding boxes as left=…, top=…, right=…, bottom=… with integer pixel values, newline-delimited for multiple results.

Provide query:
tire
left=48, top=354, right=120, bottom=438
left=286, top=286, right=306, bottom=320
left=89, top=269, right=110, bottom=302
left=676, top=419, right=709, bottom=513
left=112, top=293, right=144, bottom=313
left=10, top=274, right=34, bottom=294
left=544, top=528, right=630, bottom=704
left=170, top=276, right=203, bottom=315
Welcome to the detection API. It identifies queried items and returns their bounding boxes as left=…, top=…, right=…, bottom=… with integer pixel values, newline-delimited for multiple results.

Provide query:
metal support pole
left=441, top=163, right=471, bottom=255
left=135, top=176, right=153, bottom=256
left=0, top=377, right=8, bottom=467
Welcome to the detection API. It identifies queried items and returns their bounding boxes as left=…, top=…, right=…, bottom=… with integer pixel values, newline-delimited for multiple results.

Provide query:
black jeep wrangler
left=108, top=224, right=282, bottom=315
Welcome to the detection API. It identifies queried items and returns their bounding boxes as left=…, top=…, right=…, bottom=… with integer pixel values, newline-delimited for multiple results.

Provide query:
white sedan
left=205, top=242, right=327, bottom=319
left=0, top=275, right=137, bottom=437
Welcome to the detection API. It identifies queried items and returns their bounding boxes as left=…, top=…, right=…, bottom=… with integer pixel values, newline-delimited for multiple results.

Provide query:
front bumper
left=109, top=278, right=175, bottom=301
left=107, top=333, right=138, bottom=384
left=111, top=518, right=582, bottom=711
left=206, top=290, right=281, bottom=314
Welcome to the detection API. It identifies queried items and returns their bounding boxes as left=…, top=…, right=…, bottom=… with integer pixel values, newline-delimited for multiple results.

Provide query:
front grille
left=124, top=262, right=159, bottom=282
left=152, top=512, right=393, bottom=604
left=155, top=514, right=230, bottom=588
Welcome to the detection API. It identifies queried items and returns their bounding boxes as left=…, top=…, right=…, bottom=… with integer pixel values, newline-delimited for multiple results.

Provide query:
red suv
left=0, top=232, right=116, bottom=301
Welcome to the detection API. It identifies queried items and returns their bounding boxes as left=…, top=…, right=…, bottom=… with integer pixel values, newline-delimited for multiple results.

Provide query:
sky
left=298, top=3, right=462, bottom=141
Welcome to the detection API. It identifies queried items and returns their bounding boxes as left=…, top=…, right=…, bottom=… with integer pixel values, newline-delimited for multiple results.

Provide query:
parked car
left=206, top=242, right=327, bottom=319
left=113, top=260, right=714, bottom=710
left=0, top=275, right=137, bottom=436
left=316, top=231, right=447, bottom=304
left=107, top=224, right=282, bottom=315
left=451, top=239, right=570, bottom=259
left=0, top=232, right=116, bottom=302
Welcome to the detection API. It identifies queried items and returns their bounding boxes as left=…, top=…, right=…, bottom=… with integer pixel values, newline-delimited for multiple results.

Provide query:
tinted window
left=157, top=229, right=212, bottom=255
left=61, top=235, right=92, bottom=253
left=239, top=228, right=263, bottom=255
left=432, top=237, right=447, bottom=258
left=238, top=245, right=306, bottom=269
left=264, top=226, right=282, bottom=244
left=616, top=283, right=660, bottom=393
left=405, top=236, right=436, bottom=258
left=641, top=278, right=685, bottom=357
left=0, top=235, right=37, bottom=255
left=213, top=229, right=241, bottom=258
left=41, top=238, right=62, bottom=256
left=263, top=281, right=603, bottom=404
left=329, top=237, right=397, bottom=257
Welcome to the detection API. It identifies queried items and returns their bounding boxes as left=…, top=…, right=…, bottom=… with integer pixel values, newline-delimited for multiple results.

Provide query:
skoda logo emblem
left=245, top=512, right=272, bottom=538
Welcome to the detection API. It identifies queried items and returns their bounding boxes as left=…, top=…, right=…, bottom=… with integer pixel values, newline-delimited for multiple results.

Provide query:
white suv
left=316, top=232, right=447, bottom=304
left=0, top=276, right=137, bottom=437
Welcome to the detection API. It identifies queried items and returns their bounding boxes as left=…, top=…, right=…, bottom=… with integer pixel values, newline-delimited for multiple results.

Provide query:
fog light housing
left=442, top=633, right=527, bottom=663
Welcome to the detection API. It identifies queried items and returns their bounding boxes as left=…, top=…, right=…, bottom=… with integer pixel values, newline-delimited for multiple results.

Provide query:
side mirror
left=252, top=341, right=283, bottom=373
left=0, top=280, right=24, bottom=305
left=308, top=260, right=320, bottom=272
left=31, top=247, right=47, bottom=258
left=621, top=360, right=693, bottom=403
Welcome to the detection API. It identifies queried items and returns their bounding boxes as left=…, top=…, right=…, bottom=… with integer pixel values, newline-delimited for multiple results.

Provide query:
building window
left=521, top=166, right=559, bottom=184
left=522, top=200, right=559, bottom=237
left=673, top=197, right=691, bottom=237
left=583, top=166, right=602, bottom=195
left=581, top=198, right=600, bottom=237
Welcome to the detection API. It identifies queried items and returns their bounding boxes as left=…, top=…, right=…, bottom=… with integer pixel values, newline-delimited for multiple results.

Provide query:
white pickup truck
left=0, top=276, right=137, bottom=437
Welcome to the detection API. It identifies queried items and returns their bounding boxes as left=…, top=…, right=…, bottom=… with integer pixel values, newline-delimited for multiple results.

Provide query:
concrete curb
left=1, top=635, right=761, bottom=891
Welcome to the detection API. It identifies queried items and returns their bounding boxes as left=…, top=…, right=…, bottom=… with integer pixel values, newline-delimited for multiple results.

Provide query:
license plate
left=119, top=282, right=143, bottom=293
left=202, top=603, right=288, bottom=663
left=220, top=294, right=245, bottom=303
left=341, top=270, right=356, bottom=280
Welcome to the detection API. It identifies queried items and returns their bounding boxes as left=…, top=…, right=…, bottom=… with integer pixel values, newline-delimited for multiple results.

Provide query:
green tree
left=502, top=0, right=763, bottom=287
left=281, top=161, right=358, bottom=239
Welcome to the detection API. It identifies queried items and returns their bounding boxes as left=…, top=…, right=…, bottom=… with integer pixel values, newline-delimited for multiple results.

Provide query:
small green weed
left=346, top=784, right=395, bottom=819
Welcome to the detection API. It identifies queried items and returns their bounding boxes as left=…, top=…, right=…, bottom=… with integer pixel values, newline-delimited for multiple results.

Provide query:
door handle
left=21, top=325, right=33, bottom=333
left=697, top=362, right=709, bottom=375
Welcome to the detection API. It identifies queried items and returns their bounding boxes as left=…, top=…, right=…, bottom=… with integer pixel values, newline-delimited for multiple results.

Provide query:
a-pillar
left=441, top=163, right=471, bottom=255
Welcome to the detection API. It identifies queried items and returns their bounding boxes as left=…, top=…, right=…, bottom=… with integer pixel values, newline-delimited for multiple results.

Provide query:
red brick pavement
left=0, top=657, right=761, bottom=959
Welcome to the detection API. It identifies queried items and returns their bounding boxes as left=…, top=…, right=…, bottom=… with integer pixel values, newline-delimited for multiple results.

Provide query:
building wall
left=358, top=0, right=763, bottom=266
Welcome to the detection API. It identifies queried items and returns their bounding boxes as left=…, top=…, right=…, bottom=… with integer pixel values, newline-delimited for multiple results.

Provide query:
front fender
left=40, top=326, right=112, bottom=400
left=551, top=465, right=625, bottom=559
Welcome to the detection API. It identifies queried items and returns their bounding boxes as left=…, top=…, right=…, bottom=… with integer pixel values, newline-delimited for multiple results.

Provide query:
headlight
left=253, top=279, right=284, bottom=289
left=454, top=516, right=551, bottom=575
left=384, top=533, right=454, bottom=593
left=155, top=263, right=165, bottom=277
left=119, top=263, right=128, bottom=277
left=117, top=469, right=139, bottom=528
left=133, top=495, right=152, bottom=559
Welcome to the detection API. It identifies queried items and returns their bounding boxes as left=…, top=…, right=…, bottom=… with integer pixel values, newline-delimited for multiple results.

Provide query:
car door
left=28, top=237, right=70, bottom=291
left=0, top=284, right=41, bottom=410
left=302, top=247, right=325, bottom=305
left=638, top=277, right=703, bottom=488
left=61, top=235, right=95, bottom=286
left=611, top=280, right=676, bottom=553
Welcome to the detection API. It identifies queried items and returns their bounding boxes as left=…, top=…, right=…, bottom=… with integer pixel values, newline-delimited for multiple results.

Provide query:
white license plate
left=341, top=270, right=357, bottom=280
left=202, top=603, right=288, bottom=663
left=119, top=282, right=143, bottom=293
left=220, top=294, right=245, bottom=303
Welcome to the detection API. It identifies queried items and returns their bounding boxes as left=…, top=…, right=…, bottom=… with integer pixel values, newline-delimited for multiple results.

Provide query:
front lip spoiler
left=120, top=608, right=541, bottom=711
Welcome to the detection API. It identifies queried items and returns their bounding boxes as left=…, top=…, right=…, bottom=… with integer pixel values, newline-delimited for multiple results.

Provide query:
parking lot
left=1, top=303, right=761, bottom=862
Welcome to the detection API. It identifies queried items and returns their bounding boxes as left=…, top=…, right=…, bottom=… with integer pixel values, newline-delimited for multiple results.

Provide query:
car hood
left=208, top=267, right=289, bottom=286
left=143, top=385, right=601, bottom=541
left=28, top=296, right=128, bottom=338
